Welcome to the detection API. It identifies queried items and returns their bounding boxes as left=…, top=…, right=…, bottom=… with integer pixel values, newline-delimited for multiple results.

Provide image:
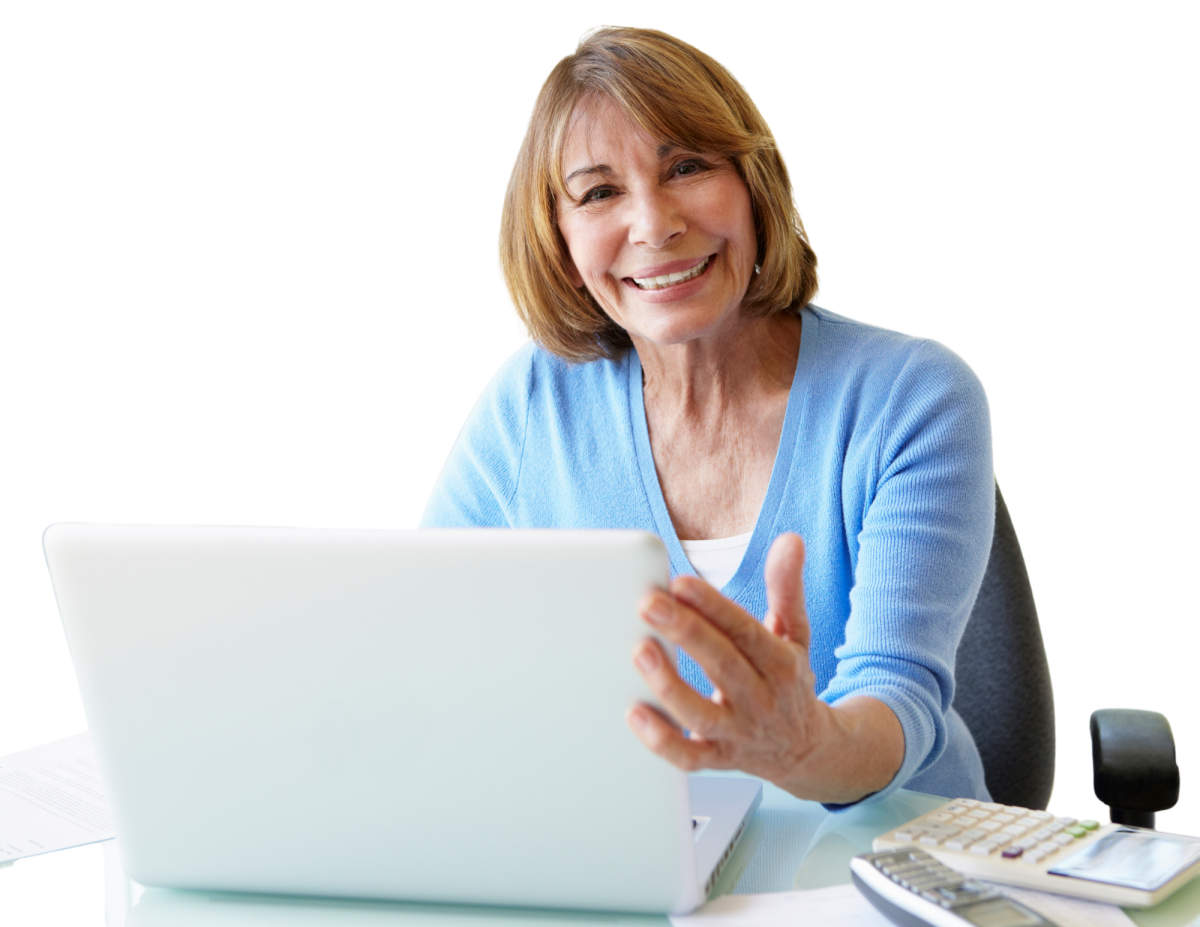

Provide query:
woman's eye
left=675, top=159, right=708, bottom=176
left=582, top=186, right=615, bottom=203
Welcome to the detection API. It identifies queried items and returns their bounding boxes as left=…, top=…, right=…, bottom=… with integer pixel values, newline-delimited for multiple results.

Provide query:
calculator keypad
left=883, top=798, right=1100, bottom=863
left=865, top=848, right=1000, bottom=909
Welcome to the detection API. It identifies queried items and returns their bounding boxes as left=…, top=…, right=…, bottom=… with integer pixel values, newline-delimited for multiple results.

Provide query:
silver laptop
left=43, top=524, right=761, bottom=914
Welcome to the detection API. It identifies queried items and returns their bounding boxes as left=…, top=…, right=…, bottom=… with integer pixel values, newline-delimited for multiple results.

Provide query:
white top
left=679, top=531, right=754, bottom=591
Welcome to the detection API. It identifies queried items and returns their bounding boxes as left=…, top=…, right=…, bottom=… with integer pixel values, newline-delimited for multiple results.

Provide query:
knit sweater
left=422, top=306, right=994, bottom=805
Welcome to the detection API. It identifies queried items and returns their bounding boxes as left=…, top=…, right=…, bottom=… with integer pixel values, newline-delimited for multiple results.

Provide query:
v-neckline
left=626, top=307, right=820, bottom=598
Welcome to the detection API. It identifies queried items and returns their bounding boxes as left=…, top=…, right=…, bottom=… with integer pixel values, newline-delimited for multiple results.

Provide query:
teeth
left=633, top=256, right=709, bottom=290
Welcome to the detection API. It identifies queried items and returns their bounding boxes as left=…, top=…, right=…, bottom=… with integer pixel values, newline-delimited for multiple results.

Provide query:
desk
left=5, top=784, right=1200, bottom=925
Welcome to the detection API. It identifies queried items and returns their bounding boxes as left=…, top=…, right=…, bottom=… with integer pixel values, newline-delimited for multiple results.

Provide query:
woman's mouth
left=629, top=255, right=712, bottom=290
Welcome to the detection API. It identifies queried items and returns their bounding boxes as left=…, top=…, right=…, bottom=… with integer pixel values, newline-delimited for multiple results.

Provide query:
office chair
left=952, top=483, right=1179, bottom=825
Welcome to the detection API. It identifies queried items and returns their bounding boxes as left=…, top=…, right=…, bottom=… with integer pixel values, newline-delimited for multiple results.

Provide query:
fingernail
left=629, top=708, right=649, bottom=730
left=645, top=596, right=675, bottom=627
left=635, top=643, right=660, bottom=672
left=672, top=577, right=698, bottom=600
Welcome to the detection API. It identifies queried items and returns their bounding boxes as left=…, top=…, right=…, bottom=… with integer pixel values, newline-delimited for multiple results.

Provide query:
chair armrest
left=1091, top=709, right=1179, bottom=829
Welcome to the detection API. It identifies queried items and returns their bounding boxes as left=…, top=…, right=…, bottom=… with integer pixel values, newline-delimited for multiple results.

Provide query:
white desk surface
left=4, top=784, right=1200, bottom=926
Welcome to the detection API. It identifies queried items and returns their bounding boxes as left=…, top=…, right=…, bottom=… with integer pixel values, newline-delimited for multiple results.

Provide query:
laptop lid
left=44, top=525, right=721, bottom=913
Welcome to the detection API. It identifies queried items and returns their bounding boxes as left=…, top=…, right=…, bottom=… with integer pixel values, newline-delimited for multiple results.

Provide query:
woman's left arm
left=629, top=339, right=993, bottom=804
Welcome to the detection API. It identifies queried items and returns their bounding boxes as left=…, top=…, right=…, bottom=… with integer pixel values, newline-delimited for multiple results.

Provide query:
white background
left=2, top=0, right=1198, bottom=859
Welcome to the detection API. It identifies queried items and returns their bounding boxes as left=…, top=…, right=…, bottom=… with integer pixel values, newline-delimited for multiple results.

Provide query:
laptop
left=43, top=524, right=761, bottom=914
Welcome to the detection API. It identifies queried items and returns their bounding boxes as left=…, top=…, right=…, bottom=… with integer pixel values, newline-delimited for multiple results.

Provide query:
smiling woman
left=555, top=99, right=758, bottom=351
left=499, top=27, right=816, bottom=362
left=422, top=27, right=995, bottom=809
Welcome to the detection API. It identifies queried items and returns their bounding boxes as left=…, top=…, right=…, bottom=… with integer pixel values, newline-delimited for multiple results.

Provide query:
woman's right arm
left=419, top=346, right=536, bottom=529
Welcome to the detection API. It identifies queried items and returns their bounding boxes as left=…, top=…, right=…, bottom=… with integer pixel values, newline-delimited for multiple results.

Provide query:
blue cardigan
left=422, top=306, right=994, bottom=805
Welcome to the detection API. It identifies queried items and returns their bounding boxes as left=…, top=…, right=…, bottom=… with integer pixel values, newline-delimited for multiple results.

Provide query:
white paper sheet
left=0, top=732, right=114, bottom=863
left=670, top=884, right=893, bottom=926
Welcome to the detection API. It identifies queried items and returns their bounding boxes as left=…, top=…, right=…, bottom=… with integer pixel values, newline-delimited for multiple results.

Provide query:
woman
left=422, top=27, right=994, bottom=807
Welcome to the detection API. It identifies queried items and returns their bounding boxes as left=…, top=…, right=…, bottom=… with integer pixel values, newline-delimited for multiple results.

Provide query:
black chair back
left=952, top=483, right=1055, bottom=810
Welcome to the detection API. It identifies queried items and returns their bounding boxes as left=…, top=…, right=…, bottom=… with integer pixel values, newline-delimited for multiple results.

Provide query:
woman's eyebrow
left=565, top=164, right=611, bottom=184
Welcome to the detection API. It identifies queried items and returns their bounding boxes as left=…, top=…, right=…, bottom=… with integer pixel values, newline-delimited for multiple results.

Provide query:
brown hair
left=500, top=26, right=819, bottom=363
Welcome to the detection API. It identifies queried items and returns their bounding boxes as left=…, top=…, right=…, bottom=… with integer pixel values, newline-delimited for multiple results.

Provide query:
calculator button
left=958, top=799, right=981, bottom=807
left=1046, top=822, right=1066, bottom=835
left=1053, top=833, right=1076, bottom=847
left=894, top=827, right=927, bottom=842
left=1024, top=850, right=1046, bottom=864
left=980, top=802, right=1002, bottom=811
left=1030, top=828, right=1052, bottom=841
left=1016, top=816, right=1041, bottom=828
left=977, top=820, right=1003, bottom=832
left=1030, top=810, right=1054, bottom=820
left=1014, top=837, right=1038, bottom=850
left=899, top=867, right=947, bottom=884
left=993, top=813, right=1016, bottom=824
left=926, top=812, right=956, bottom=823
left=1037, top=841, right=1060, bottom=855
left=881, top=858, right=926, bottom=872
left=1065, top=825, right=1087, bottom=838
left=1002, top=824, right=1028, bottom=836
left=1056, top=817, right=1077, bottom=827
left=944, top=836, right=978, bottom=851
left=907, top=872, right=959, bottom=890
left=1001, top=846, right=1024, bottom=859
left=1080, top=819, right=1100, bottom=831
left=939, top=885, right=993, bottom=905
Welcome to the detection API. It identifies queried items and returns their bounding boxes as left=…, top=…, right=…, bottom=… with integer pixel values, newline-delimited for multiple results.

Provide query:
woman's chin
left=625, top=311, right=743, bottom=351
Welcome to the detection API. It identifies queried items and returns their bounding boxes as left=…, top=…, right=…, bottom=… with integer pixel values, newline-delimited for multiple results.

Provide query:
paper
left=989, top=882, right=1137, bottom=927
left=670, top=883, right=893, bottom=925
left=0, top=732, right=115, bottom=862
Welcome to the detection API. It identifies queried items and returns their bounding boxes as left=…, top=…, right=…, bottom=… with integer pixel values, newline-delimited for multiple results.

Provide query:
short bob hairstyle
left=501, top=26, right=819, bottom=363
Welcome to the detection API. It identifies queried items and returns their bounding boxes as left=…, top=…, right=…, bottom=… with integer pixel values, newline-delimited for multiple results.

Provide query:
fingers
left=667, top=576, right=798, bottom=678
left=628, top=534, right=819, bottom=785
left=640, top=589, right=772, bottom=702
left=764, top=533, right=810, bottom=649
left=631, top=637, right=727, bottom=737
left=625, top=703, right=726, bottom=771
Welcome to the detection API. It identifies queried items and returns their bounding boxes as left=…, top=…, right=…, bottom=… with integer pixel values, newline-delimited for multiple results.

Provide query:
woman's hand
left=626, top=533, right=904, bottom=805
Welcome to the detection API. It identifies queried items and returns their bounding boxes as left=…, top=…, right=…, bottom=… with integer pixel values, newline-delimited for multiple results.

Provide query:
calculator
left=852, top=847, right=1056, bottom=926
left=873, top=798, right=1200, bottom=907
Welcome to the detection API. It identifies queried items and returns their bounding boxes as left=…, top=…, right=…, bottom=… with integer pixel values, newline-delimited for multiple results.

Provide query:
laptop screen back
left=44, top=525, right=701, bottom=913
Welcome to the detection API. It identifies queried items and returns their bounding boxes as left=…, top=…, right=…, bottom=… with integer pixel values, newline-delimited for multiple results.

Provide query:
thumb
left=764, top=533, right=810, bottom=649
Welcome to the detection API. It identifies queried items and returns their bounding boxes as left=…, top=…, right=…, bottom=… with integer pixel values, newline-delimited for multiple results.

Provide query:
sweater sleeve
left=820, top=339, right=994, bottom=806
left=419, top=345, right=535, bottom=529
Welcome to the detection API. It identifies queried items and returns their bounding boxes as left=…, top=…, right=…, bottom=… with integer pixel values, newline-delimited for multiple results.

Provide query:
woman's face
left=556, top=98, right=758, bottom=349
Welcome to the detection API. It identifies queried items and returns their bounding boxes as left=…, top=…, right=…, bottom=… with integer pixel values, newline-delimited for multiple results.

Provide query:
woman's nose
left=628, top=189, right=684, bottom=249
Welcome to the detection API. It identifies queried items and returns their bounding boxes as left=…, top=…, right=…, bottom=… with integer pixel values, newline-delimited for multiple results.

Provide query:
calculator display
left=1049, top=828, right=1200, bottom=891
left=959, top=898, right=1046, bottom=926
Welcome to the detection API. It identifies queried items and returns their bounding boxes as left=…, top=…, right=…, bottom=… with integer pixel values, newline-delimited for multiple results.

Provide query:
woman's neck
left=633, top=311, right=802, bottom=540
left=634, top=312, right=802, bottom=416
